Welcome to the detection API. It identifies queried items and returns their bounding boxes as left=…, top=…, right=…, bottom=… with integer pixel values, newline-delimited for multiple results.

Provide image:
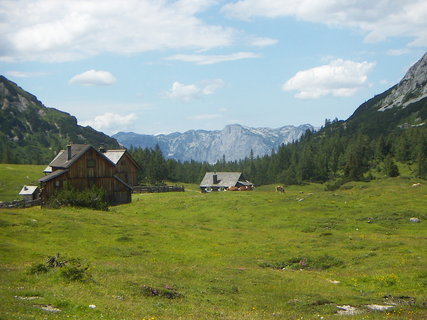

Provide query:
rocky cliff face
left=113, top=123, right=315, bottom=163
left=377, top=53, right=427, bottom=112
left=345, top=52, right=427, bottom=135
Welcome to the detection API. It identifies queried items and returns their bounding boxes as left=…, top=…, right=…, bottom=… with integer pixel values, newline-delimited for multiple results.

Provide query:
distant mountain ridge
left=113, top=123, right=315, bottom=163
left=0, top=75, right=119, bottom=164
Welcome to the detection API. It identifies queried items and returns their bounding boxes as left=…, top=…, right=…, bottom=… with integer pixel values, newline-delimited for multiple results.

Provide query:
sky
left=1, top=0, right=426, bottom=135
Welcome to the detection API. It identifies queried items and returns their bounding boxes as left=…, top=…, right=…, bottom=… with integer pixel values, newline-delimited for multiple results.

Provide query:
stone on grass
left=409, top=217, right=420, bottom=223
left=365, top=304, right=394, bottom=311
left=336, top=305, right=362, bottom=315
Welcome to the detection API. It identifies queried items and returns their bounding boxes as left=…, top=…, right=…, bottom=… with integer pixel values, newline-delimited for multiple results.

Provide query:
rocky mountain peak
left=377, top=52, right=427, bottom=112
left=114, top=124, right=315, bottom=163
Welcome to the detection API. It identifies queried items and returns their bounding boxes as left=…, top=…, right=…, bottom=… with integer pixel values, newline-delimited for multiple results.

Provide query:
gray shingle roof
left=39, top=169, right=68, bottom=183
left=48, top=144, right=115, bottom=169
left=199, top=172, right=253, bottom=188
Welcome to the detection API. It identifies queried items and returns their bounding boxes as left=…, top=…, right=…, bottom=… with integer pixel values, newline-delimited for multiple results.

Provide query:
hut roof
left=48, top=144, right=115, bottom=169
left=19, top=185, right=39, bottom=195
left=113, top=175, right=133, bottom=190
left=102, top=149, right=140, bottom=168
left=39, top=169, right=68, bottom=183
left=199, top=172, right=253, bottom=188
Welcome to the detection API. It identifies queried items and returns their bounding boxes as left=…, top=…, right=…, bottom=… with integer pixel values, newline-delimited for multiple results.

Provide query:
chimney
left=99, top=145, right=106, bottom=153
left=213, top=172, right=218, bottom=184
left=67, top=145, right=72, bottom=160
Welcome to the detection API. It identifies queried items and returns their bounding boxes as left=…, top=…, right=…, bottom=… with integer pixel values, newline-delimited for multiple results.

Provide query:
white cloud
left=222, top=0, right=427, bottom=46
left=283, top=59, right=375, bottom=99
left=201, top=79, right=225, bottom=95
left=69, top=70, right=116, bottom=86
left=165, top=82, right=200, bottom=101
left=0, top=0, right=235, bottom=62
left=165, top=52, right=261, bottom=65
left=248, top=37, right=278, bottom=47
left=5, top=71, right=48, bottom=78
left=189, top=113, right=222, bottom=120
left=80, top=112, right=137, bottom=134
left=387, top=49, right=411, bottom=56
left=164, top=79, right=224, bottom=101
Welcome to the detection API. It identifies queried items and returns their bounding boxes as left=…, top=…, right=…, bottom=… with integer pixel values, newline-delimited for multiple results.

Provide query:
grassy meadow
left=0, top=164, right=46, bottom=201
left=0, top=165, right=426, bottom=319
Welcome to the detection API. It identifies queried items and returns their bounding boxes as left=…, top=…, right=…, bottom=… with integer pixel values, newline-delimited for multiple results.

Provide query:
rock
left=34, top=304, right=61, bottom=313
left=410, top=217, right=421, bottom=223
left=365, top=304, right=394, bottom=311
left=336, top=305, right=362, bottom=315
left=89, top=304, right=96, bottom=309
left=328, top=280, right=341, bottom=284
left=14, top=296, right=40, bottom=300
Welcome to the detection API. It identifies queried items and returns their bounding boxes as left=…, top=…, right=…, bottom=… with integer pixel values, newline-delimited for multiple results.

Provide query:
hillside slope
left=0, top=76, right=119, bottom=164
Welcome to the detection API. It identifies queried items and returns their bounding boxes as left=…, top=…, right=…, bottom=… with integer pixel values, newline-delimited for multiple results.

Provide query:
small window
left=87, top=159, right=95, bottom=168
left=55, top=180, right=61, bottom=187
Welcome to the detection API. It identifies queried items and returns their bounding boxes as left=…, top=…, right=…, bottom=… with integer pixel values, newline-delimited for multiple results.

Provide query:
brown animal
left=276, top=185, right=285, bottom=192
left=228, top=186, right=239, bottom=191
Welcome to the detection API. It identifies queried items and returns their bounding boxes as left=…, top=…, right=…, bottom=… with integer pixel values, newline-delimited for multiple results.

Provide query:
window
left=87, top=159, right=95, bottom=168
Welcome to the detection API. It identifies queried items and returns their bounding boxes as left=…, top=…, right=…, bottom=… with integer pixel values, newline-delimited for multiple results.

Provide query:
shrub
left=260, top=254, right=344, bottom=271
left=28, top=254, right=91, bottom=282
left=141, top=285, right=183, bottom=299
left=60, top=264, right=89, bottom=282
left=48, top=184, right=108, bottom=211
left=28, top=263, right=49, bottom=275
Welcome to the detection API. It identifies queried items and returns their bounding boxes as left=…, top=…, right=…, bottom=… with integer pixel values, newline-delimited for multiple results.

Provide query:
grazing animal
left=276, top=186, right=285, bottom=193
left=228, top=186, right=239, bottom=191
left=412, top=183, right=421, bottom=187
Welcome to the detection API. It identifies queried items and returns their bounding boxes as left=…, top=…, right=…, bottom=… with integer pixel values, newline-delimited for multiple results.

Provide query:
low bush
left=141, top=285, right=183, bottom=299
left=260, top=254, right=345, bottom=270
left=48, top=184, right=108, bottom=211
left=28, top=254, right=91, bottom=282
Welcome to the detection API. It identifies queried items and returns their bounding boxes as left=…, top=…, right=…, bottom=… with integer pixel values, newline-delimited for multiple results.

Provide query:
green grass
left=0, top=164, right=45, bottom=201
left=0, top=170, right=426, bottom=319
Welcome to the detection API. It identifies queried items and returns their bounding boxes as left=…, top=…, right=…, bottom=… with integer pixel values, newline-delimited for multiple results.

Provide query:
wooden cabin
left=39, top=144, right=132, bottom=206
left=199, top=172, right=254, bottom=192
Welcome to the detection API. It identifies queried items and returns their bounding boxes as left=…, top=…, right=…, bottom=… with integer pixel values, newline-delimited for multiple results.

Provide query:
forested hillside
left=0, top=76, right=119, bottom=164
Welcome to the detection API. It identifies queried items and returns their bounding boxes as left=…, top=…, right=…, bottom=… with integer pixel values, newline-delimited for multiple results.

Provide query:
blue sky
left=1, top=0, right=426, bottom=135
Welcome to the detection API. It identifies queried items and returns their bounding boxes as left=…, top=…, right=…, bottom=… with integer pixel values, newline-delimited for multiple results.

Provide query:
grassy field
left=0, top=164, right=46, bottom=201
left=0, top=166, right=426, bottom=319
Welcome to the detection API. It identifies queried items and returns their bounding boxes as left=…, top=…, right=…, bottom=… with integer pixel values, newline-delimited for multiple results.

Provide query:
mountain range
left=113, top=124, right=315, bottom=163
left=0, top=52, right=425, bottom=167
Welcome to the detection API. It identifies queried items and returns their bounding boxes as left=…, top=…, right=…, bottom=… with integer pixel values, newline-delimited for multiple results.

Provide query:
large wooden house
left=39, top=144, right=137, bottom=206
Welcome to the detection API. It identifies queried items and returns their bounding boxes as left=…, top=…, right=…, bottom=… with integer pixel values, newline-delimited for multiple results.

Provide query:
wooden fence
left=0, top=199, right=41, bottom=209
left=132, top=185, right=185, bottom=193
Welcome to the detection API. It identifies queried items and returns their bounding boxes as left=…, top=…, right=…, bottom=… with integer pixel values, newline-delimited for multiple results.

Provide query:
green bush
left=28, top=263, right=49, bottom=274
left=260, top=254, right=344, bottom=271
left=28, top=254, right=91, bottom=282
left=48, top=184, right=108, bottom=211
